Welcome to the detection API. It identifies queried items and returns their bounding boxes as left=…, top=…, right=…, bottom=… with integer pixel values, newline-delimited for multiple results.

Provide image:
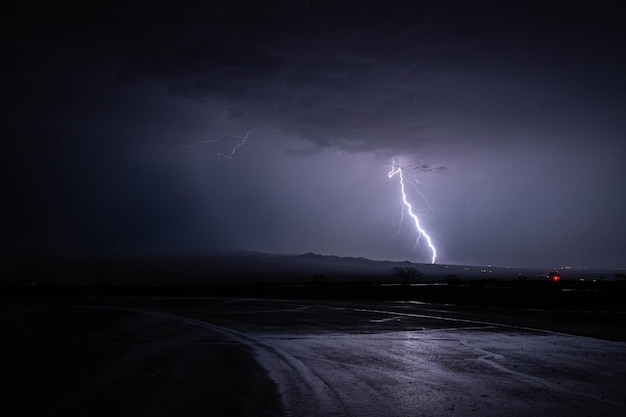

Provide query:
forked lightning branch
left=388, top=163, right=437, bottom=264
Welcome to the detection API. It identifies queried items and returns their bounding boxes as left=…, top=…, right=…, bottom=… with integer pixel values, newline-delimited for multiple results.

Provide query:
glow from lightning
left=174, top=126, right=275, bottom=159
left=405, top=172, right=433, bottom=210
left=388, top=164, right=437, bottom=264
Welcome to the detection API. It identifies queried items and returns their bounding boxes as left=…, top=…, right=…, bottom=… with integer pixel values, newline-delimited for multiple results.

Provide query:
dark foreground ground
left=6, top=279, right=626, bottom=307
left=2, top=284, right=625, bottom=416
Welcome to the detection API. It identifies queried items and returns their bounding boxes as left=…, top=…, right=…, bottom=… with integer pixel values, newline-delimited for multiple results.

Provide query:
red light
left=552, top=274, right=560, bottom=282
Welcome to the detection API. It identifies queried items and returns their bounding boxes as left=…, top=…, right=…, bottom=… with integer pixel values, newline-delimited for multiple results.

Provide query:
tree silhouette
left=391, top=266, right=423, bottom=285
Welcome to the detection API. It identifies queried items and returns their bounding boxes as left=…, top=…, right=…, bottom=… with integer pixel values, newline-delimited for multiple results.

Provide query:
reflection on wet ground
left=2, top=297, right=625, bottom=416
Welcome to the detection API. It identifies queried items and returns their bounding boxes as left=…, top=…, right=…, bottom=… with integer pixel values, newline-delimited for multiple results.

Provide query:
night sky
left=3, top=1, right=625, bottom=268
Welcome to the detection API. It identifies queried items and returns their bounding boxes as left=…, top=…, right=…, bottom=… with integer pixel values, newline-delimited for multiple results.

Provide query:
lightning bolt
left=174, top=126, right=276, bottom=159
left=388, top=163, right=437, bottom=264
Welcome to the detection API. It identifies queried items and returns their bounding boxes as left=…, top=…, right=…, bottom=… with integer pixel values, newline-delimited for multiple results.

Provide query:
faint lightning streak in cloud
left=388, top=163, right=437, bottom=264
left=174, top=126, right=276, bottom=159
left=390, top=200, right=405, bottom=238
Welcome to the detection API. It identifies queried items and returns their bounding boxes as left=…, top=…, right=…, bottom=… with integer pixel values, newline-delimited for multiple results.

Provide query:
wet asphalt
left=2, top=296, right=625, bottom=417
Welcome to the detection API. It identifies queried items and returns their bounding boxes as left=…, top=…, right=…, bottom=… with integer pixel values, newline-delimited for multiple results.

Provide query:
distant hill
left=1, top=250, right=622, bottom=286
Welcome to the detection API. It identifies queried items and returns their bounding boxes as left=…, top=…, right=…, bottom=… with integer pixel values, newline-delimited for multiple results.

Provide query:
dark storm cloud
left=5, top=1, right=625, bottom=155
left=76, top=0, right=625, bottom=155
left=2, top=1, right=457, bottom=152
left=410, top=164, right=447, bottom=173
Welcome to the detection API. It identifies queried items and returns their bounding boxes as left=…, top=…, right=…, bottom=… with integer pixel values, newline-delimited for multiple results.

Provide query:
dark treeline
left=3, top=280, right=626, bottom=311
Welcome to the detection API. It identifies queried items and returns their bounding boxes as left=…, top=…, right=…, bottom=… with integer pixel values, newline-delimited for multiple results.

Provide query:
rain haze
left=3, top=0, right=626, bottom=269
